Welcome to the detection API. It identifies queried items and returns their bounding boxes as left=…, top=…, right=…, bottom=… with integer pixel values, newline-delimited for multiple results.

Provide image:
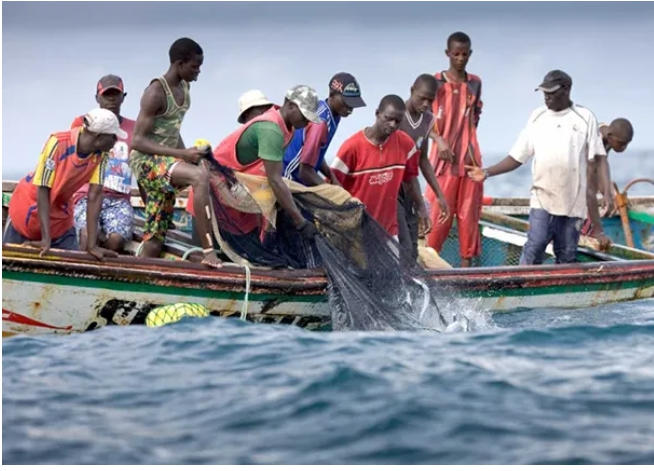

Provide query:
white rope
left=240, top=264, right=251, bottom=321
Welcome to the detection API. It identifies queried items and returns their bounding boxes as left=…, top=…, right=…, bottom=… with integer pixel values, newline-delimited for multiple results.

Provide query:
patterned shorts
left=133, top=154, right=186, bottom=242
left=74, top=196, right=134, bottom=241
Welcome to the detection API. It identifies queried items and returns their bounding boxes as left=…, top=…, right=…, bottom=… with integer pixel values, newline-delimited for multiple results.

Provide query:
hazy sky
left=3, top=2, right=654, bottom=195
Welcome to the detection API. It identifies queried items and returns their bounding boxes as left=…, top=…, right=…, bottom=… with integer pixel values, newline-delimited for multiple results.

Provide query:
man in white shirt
left=466, top=70, right=607, bottom=265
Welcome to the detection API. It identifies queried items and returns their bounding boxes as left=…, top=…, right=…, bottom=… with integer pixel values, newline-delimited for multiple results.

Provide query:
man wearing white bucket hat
left=5, top=108, right=124, bottom=261
left=237, top=89, right=274, bottom=124
left=187, top=89, right=275, bottom=246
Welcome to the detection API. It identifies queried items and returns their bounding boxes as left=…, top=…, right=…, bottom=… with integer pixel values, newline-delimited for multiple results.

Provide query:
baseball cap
left=83, top=108, right=128, bottom=139
left=329, top=72, right=366, bottom=108
left=237, top=89, right=274, bottom=124
left=97, top=74, right=125, bottom=95
left=285, top=85, right=321, bottom=124
left=535, top=70, right=572, bottom=93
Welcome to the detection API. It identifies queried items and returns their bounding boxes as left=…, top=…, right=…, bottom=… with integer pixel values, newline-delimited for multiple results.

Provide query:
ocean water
left=3, top=298, right=654, bottom=465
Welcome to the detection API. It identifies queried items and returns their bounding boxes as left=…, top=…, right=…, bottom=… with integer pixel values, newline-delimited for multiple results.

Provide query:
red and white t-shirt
left=331, top=129, right=417, bottom=236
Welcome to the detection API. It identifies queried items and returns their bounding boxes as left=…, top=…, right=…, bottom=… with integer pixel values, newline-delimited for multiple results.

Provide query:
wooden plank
left=480, top=210, right=654, bottom=261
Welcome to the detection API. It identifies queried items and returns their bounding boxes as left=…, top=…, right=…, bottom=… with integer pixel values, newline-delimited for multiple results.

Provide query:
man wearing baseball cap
left=283, top=72, right=366, bottom=187
left=205, top=85, right=322, bottom=249
left=5, top=108, right=125, bottom=261
left=466, top=69, right=610, bottom=263
left=69, top=74, right=137, bottom=255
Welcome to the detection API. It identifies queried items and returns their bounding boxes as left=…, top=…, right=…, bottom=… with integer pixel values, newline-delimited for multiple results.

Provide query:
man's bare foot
left=201, top=252, right=223, bottom=269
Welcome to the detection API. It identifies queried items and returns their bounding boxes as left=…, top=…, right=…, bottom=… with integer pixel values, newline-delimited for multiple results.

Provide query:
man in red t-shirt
left=70, top=75, right=136, bottom=253
left=330, top=95, right=417, bottom=239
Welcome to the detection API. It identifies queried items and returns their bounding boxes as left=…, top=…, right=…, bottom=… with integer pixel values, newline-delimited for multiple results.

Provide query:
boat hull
left=4, top=246, right=654, bottom=337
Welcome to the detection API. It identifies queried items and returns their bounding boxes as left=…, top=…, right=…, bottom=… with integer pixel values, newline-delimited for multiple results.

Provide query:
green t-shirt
left=235, top=122, right=285, bottom=166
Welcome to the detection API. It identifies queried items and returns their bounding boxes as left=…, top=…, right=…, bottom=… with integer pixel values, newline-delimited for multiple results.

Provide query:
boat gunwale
left=4, top=244, right=654, bottom=294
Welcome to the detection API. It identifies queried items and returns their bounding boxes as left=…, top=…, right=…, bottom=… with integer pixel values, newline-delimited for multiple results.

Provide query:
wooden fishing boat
left=3, top=180, right=654, bottom=337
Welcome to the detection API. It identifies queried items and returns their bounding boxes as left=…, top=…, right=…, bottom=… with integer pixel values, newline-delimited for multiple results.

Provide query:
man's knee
left=190, top=165, right=210, bottom=189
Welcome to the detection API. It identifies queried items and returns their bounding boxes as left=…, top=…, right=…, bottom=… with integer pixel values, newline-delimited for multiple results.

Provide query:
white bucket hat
left=237, top=90, right=274, bottom=124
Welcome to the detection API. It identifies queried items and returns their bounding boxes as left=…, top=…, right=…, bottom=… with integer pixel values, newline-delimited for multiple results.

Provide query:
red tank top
left=186, top=106, right=294, bottom=218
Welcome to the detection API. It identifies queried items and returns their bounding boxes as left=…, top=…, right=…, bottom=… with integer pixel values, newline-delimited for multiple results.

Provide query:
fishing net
left=200, top=153, right=451, bottom=332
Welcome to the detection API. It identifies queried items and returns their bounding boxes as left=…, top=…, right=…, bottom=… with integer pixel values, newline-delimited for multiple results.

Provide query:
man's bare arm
left=586, top=159, right=604, bottom=233
left=263, top=160, right=306, bottom=227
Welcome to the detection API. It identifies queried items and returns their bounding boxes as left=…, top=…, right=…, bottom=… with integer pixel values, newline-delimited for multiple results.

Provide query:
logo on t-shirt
left=103, top=140, right=132, bottom=194
left=369, top=171, right=394, bottom=186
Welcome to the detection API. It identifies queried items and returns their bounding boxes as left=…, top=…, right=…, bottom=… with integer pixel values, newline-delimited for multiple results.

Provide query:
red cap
left=97, top=74, right=125, bottom=95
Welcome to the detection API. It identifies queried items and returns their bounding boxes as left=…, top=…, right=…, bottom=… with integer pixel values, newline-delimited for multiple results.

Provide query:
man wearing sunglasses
left=465, top=70, right=608, bottom=264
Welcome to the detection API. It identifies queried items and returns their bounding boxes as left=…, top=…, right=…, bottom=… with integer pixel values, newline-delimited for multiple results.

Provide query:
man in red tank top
left=209, top=85, right=323, bottom=242
left=426, top=31, right=484, bottom=268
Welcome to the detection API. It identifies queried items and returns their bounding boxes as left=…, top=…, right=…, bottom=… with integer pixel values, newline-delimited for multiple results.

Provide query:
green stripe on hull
left=2, top=270, right=325, bottom=303
left=470, top=278, right=652, bottom=299
left=5, top=267, right=652, bottom=303
left=628, top=210, right=654, bottom=225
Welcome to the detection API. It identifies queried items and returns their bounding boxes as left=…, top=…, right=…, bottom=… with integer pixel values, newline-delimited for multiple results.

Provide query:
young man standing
left=5, top=108, right=126, bottom=261
left=330, top=95, right=417, bottom=241
left=466, top=70, right=606, bottom=265
left=398, top=73, right=450, bottom=262
left=283, top=72, right=366, bottom=187
left=129, top=37, right=221, bottom=268
left=426, top=31, right=484, bottom=268
left=71, top=74, right=136, bottom=254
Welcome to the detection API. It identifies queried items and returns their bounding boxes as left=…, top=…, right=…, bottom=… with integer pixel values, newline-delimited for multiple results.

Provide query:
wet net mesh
left=200, top=155, right=450, bottom=332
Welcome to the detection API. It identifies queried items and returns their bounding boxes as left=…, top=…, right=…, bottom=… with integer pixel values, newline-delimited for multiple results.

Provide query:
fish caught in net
left=201, top=154, right=451, bottom=332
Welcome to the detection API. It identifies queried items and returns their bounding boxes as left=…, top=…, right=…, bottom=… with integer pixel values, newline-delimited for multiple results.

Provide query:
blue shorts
left=520, top=208, right=582, bottom=265
left=74, top=196, right=134, bottom=241
left=3, top=220, right=79, bottom=250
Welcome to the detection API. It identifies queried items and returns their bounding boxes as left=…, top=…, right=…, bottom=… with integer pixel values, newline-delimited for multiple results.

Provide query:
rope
left=205, top=196, right=252, bottom=321
left=182, top=246, right=204, bottom=260
left=241, top=264, right=251, bottom=321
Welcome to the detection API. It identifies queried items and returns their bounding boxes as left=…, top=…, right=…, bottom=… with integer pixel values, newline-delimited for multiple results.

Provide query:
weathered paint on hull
left=4, top=259, right=654, bottom=337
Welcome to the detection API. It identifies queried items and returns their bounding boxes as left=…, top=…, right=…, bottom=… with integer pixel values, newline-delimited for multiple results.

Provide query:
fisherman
left=5, top=108, right=126, bottom=261
left=237, top=89, right=274, bottom=125
left=425, top=31, right=484, bottom=268
left=71, top=74, right=136, bottom=254
left=398, top=74, right=451, bottom=263
left=466, top=70, right=607, bottom=265
left=581, top=118, right=634, bottom=241
left=209, top=85, right=322, bottom=243
left=187, top=89, right=274, bottom=246
left=330, top=95, right=417, bottom=241
left=128, top=37, right=222, bottom=268
left=282, top=72, right=366, bottom=187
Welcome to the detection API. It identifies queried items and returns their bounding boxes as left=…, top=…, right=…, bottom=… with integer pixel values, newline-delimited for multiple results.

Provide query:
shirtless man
left=129, top=37, right=221, bottom=268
